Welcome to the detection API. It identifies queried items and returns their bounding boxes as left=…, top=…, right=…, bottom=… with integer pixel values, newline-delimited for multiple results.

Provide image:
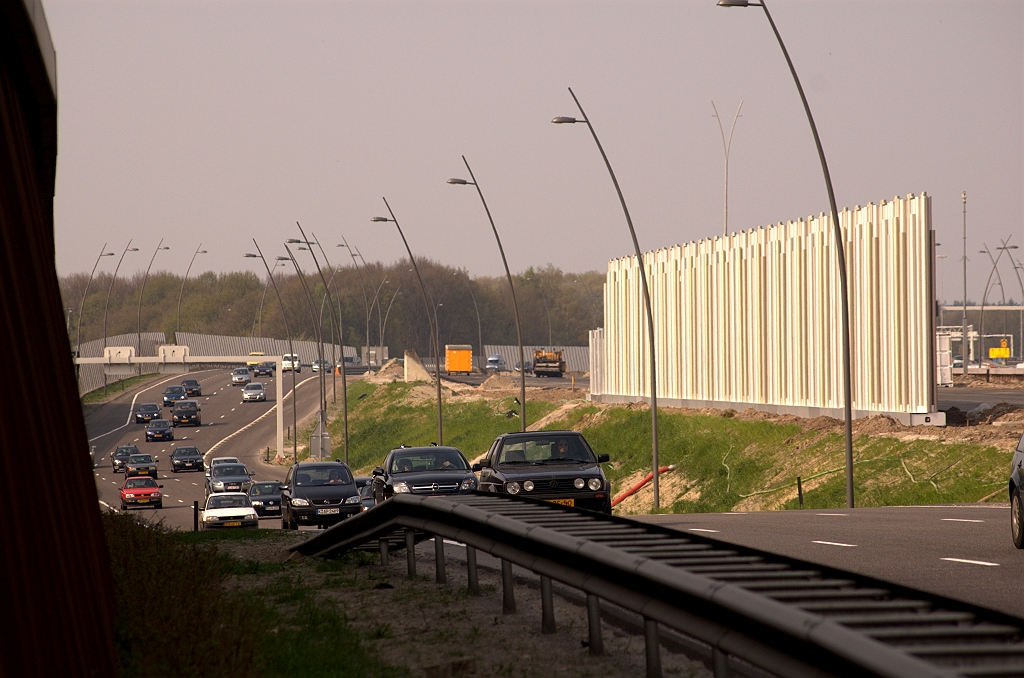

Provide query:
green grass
left=80, top=372, right=161, bottom=404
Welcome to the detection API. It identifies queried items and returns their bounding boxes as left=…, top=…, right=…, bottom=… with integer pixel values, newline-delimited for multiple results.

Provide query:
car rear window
left=129, top=455, right=154, bottom=464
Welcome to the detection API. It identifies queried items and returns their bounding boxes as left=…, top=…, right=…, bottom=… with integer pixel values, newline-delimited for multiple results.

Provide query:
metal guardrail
left=292, top=494, right=1024, bottom=677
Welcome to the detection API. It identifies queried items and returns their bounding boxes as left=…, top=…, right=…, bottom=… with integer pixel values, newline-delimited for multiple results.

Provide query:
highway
left=85, top=368, right=334, bottom=531
left=938, top=386, right=1024, bottom=410
left=641, top=504, right=1024, bottom=619
left=444, top=372, right=590, bottom=390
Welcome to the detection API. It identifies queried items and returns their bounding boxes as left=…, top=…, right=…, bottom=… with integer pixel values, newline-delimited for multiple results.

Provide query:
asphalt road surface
left=640, top=505, right=1024, bottom=619
left=85, top=368, right=336, bottom=531
left=938, top=387, right=1024, bottom=411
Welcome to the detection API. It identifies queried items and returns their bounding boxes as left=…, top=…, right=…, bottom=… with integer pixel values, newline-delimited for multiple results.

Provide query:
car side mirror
left=155, top=457, right=159, bottom=462
left=472, top=463, right=482, bottom=473
left=478, top=458, right=491, bottom=468
left=597, top=454, right=610, bottom=463
left=158, top=485, right=164, bottom=488
left=372, top=467, right=384, bottom=476
left=249, top=472, right=256, bottom=476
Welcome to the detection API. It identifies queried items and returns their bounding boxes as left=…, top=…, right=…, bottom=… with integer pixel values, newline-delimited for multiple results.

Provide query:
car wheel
left=1013, top=487, right=1024, bottom=549
left=120, top=502, right=126, bottom=511
left=155, top=502, right=163, bottom=509
left=152, top=472, right=158, bottom=480
left=281, top=515, right=288, bottom=530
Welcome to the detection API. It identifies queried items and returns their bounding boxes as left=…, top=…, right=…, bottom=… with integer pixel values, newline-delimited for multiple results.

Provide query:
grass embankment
left=105, top=509, right=400, bottom=678
left=81, top=372, right=162, bottom=404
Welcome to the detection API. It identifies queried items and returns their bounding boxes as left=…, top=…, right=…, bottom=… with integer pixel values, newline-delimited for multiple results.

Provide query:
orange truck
left=445, top=345, right=474, bottom=375
left=533, top=349, right=566, bottom=377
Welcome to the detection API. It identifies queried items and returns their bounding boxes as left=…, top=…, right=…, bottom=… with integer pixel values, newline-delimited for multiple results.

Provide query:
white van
left=282, top=353, right=301, bottom=373
left=485, top=354, right=507, bottom=372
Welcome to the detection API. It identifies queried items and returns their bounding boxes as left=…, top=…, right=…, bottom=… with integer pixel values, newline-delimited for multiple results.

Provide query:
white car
left=209, top=456, right=240, bottom=467
left=201, top=492, right=259, bottom=530
left=242, top=382, right=266, bottom=402
left=282, top=353, right=301, bottom=373
left=485, top=354, right=507, bottom=372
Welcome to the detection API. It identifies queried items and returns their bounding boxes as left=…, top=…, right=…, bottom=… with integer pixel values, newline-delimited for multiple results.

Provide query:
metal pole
left=434, top=535, right=446, bottom=584
left=711, top=100, right=743, bottom=236
left=644, top=617, right=662, bottom=678
left=978, top=242, right=1012, bottom=367
left=75, top=244, right=112, bottom=379
left=284, top=244, right=327, bottom=458
left=137, top=239, right=168, bottom=373
left=461, top=272, right=484, bottom=370
left=175, top=244, right=205, bottom=341
left=339, top=237, right=372, bottom=366
left=405, top=528, right=416, bottom=576
left=466, top=545, right=479, bottom=595
left=102, top=241, right=137, bottom=394
left=501, top=559, right=515, bottom=614
left=962, top=192, right=969, bottom=373
left=540, top=575, right=555, bottom=634
left=586, top=594, right=604, bottom=656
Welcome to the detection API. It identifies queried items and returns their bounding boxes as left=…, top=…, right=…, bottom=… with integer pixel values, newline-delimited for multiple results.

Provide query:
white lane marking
left=231, top=408, right=236, bottom=411
left=941, top=557, right=999, bottom=567
left=178, top=500, right=184, bottom=503
left=941, top=518, right=984, bottom=523
left=99, top=500, right=114, bottom=510
left=204, top=374, right=316, bottom=460
left=87, top=372, right=205, bottom=443
left=133, top=438, right=139, bottom=442
left=724, top=512, right=747, bottom=515
left=100, top=477, right=105, bottom=481
left=689, top=528, right=720, bottom=533
left=812, top=540, right=857, bottom=547
left=220, top=415, right=225, bottom=419
left=192, top=483, right=198, bottom=486
left=817, top=513, right=848, bottom=516
left=175, top=479, right=180, bottom=482
left=111, top=482, right=117, bottom=485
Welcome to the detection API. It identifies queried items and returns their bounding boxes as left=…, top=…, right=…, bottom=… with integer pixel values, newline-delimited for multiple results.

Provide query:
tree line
left=60, top=260, right=605, bottom=358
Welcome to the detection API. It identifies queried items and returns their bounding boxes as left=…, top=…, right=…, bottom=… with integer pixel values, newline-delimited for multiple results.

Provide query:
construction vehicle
left=533, top=349, right=566, bottom=378
left=445, top=345, right=474, bottom=375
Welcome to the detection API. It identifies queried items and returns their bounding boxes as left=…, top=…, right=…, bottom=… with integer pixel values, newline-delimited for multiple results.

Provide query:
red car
left=120, top=476, right=163, bottom=510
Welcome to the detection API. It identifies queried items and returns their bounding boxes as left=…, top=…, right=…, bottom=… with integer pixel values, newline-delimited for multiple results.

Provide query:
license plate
left=137, top=498, right=149, bottom=503
left=185, top=462, right=194, bottom=466
left=224, top=521, right=241, bottom=527
left=546, top=498, right=574, bottom=507
left=316, top=508, right=340, bottom=515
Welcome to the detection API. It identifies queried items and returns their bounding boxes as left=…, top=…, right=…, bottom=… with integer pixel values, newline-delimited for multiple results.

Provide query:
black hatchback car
left=171, top=400, right=201, bottom=427
left=371, top=446, right=477, bottom=505
left=145, top=419, right=174, bottom=442
left=134, top=403, right=161, bottom=424
left=248, top=481, right=283, bottom=517
left=162, top=385, right=187, bottom=407
left=181, top=378, right=202, bottom=397
left=111, top=444, right=139, bottom=473
left=253, top=361, right=276, bottom=377
left=170, top=446, right=204, bottom=473
left=281, top=461, right=360, bottom=529
left=476, top=431, right=611, bottom=513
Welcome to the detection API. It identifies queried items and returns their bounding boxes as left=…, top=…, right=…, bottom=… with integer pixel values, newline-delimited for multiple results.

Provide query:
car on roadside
left=162, top=385, right=188, bottom=407
left=475, top=431, right=611, bottom=513
left=280, top=461, right=360, bottom=530
left=111, top=445, right=139, bottom=473
left=370, top=446, right=477, bottom=505
left=248, top=481, right=283, bottom=517
left=125, top=453, right=159, bottom=479
left=120, top=476, right=163, bottom=510
left=171, top=400, right=202, bottom=427
left=310, top=359, right=331, bottom=373
left=485, top=354, right=507, bottom=372
left=145, top=419, right=174, bottom=442
left=134, top=403, right=161, bottom=424
left=253, top=361, right=276, bottom=377
left=170, top=446, right=204, bottom=473
left=181, top=378, right=202, bottom=397
left=205, top=462, right=255, bottom=498
left=201, top=492, right=259, bottom=530
left=231, top=367, right=251, bottom=386
left=241, top=382, right=266, bottom=402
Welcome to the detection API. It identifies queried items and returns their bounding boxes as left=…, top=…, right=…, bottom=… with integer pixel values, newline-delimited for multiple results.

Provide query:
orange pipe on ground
left=611, top=464, right=675, bottom=507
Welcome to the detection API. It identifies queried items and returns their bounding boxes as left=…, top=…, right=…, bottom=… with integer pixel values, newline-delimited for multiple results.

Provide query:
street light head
left=285, top=238, right=302, bottom=244
left=127, top=247, right=139, bottom=252
left=371, top=216, right=390, bottom=222
left=102, top=252, right=115, bottom=256
left=447, top=178, right=470, bottom=185
left=243, top=253, right=260, bottom=258
left=298, top=246, right=309, bottom=250
left=551, top=116, right=580, bottom=124
left=717, top=0, right=751, bottom=6
left=198, top=250, right=207, bottom=254
left=275, top=256, right=290, bottom=261
left=336, top=243, right=346, bottom=247
left=159, top=246, right=170, bottom=250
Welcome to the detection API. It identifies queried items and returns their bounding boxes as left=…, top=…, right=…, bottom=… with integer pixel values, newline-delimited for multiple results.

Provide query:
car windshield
left=183, top=380, right=199, bottom=386
left=165, top=386, right=184, bottom=394
left=234, top=369, right=248, bottom=374
left=498, top=436, right=595, bottom=464
left=148, top=420, right=169, bottom=428
left=213, top=464, right=247, bottom=477
left=250, top=482, right=280, bottom=496
left=138, top=404, right=158, bottom=412
left=294, top=466, right=353, bottom=486
left=207, top=495, right=250, bottom=509
left=172, top=448, right=199, bottom=457
left=244, top=384, right=262, bottom=391
left=389, top=450, right=468, bottom=473
left=174, top=402, right=197, bottom=411
left=124, top=478, right=157, bottom=489
left=129, top=455, right=154, bottom=464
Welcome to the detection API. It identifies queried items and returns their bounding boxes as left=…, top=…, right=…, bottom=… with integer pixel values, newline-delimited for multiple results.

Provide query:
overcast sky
left=46, top=0, right=1022, bottom=302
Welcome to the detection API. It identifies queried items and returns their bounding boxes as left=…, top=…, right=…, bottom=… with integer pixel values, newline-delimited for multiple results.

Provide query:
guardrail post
left=379, top=538, right=388, bottom=567
left=644, top=617, right=662, bottom=678
left=466, top=545, right=479, bottom=595
left=713, top=648, right=728, bottom=677
left=193, top=500, right=199, bottom=531
left=434, top=535, right=446, bottom=584
left=540, top=575, right=556, bottom=634
left=501, top=559, right=516, bottom=614
left=587, top=594, right=603, bottom=656
left=405, top=528, right=416, bottom=576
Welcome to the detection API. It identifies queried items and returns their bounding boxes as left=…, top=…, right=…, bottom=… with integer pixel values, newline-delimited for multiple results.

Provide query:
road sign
left=989, top=347, right=1011, bottom=359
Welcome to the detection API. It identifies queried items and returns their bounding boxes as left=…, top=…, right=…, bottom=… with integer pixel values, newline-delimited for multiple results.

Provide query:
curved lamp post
left=456, top=270, right=484, bottom=371
left=175, top=244, right=207, bottom=341
left=245, top=246, right=297, bottom=461
left=381, top=287, right=402, bottom=344
left=448, top=156, right=528, bottom=428
left=711, top=100, right=743, bottom=236
left=718, top=0, right=855, bottom=509
left=137, top=240, right=170, bottom=371
left=978, top=240, right=1015, bottom=363
left=75, top=244, right=114, bottom=377
left=102, top=241, right=139, bottom=394
left=552, top=88, right=661, bottom=508
left=373, top=198, right=444, bottom=445
left=282, top=244, right=328, bottom=447
left=254, top=262, right=286, bottom=337
left=338, top=238, right=375, bottom=367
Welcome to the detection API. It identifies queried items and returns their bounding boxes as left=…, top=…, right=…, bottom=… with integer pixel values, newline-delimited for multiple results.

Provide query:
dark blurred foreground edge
left=0, top=1, right=117, bottom=676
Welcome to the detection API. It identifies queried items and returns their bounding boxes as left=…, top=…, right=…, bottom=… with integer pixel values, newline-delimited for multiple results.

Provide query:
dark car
left=248, top=481, right=283, bottom=517
left=476, top=431, right=611, bottom=513
left=120, top=476, right=163, bottom=510
left=171, top=400, right=202, bottom=427
left=1011, top=432, right=1024, bottom=548
left=371, top=446, right=477, bottom=505
left=181, top=378, right=202, bottom=397
left=281, top=461, right=360, bottom=530
left=162, top=385, right=187, bottom=407
left=205, top=462, right=255, bottom=498
left=253, top=361, right=276, bottom=377
left=125, top=453, right=159, bottom=479
left=145, top=419, right=174, bottom=442
left=111, top=444, right=139, bottom=473
left=134, top=403, right=161, bottom=424
left=170, top=446, right=204, bottom=473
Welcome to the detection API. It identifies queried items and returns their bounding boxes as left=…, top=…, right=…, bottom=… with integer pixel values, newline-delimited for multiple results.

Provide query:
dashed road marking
left=817, top=513, right=848, bottom=516
left=812, top=540, right=857, bottom=547
left=220, top=415, right=225, bottom=418
left=231, top=408, right=236, bottom=412
left=689, top=528, right=720, bottom=533
left=941, top=518, right=984, bottom=523
left=942, top=557, right=998, bottom=567
left=178, top=499, right=184, bottom=503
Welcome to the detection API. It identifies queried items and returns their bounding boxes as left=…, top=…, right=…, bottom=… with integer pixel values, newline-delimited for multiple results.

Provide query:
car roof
left=148, top=419, right=170, bottom=425
left=389, top=445, right=464, bottom=455
left=211, top=457, right=239, bottom=463
left=173, top=446, right=200, bottom=453
left=137, top=403, right=159, bottom=408
left=293, top=460, right=351, bottom=469
left=165, top=385, right=184, bottom=390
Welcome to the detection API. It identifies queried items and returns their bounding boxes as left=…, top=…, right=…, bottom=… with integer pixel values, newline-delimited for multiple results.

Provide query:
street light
left=373, top=199, right=444, bottom=445
left=999, top=245, right=1024, bottom=362
left=253, top=262, right=286, bottom=337
left=719, top=0, right=855, bottom=509
left=245, top=246, right=298, bottom=462
left=137, top=241, right=170, bottom=371
left=381, top=288, right=402, bottom=344
left=283, top=242, right=329, bottom=448
left=552, top=89, right=661, bottom=508
left=75, top=244, right=114, bottom=378
left=102, top=241, right=139, bottom=394
left=175, top=244, right=207, bottom=340
left=448, top=156, right=528, bottom=427
left=978, top=240, right=1015, bottom=364
left=711, top=100, right=743, bottom=236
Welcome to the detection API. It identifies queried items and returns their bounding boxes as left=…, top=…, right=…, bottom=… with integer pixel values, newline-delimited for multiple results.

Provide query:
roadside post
left=193, top=501, right=199, bottom=532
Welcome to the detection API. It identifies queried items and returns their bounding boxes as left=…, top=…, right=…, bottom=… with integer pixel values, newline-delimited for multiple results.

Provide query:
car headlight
left=213, top=481, right=224, bottom=489
left=574, top=478, right=586, bottom=490
left=251, top=500, right=263, bottom=506
left=152, top=492, right=161, bottom=498
left=506, top=481, right=521, bottom=495
left=345, top=495, right=361, bottom=504
left=291, top=497, right=309, bottom=506
left=522, top=480, right=534, bottom=492
left=393, top=481, right=410, bottom=494
left=588, top=478, right=602, bottom=491
left=124, top=493, right=135, bottom=498
left=247, top=511, right=258, bottom=519
left=460, top=477, right=477, bottom=491
left=204, top=515, right=218, bottom=522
